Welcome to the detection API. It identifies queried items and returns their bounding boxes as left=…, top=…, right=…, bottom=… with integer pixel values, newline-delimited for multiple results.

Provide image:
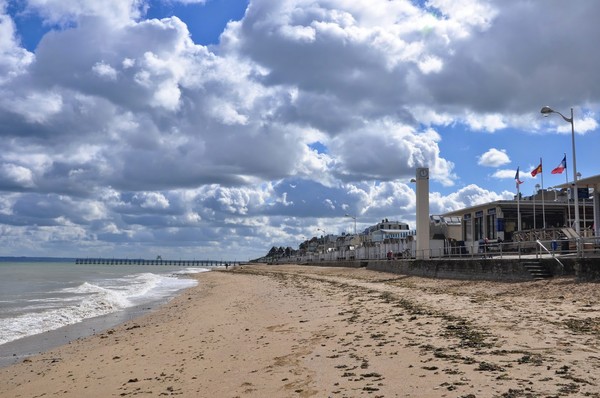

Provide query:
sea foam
left=0, top=269, right=204, bottom=346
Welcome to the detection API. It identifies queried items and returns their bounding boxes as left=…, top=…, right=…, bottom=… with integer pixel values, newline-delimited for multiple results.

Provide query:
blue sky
left=0, top=0, right=598, bottom=260
left=9, top=0, right=249, bottom=49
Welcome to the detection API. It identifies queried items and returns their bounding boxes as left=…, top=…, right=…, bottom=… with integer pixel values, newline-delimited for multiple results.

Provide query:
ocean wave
left=0, top=272, right=198, bottom=346
left=172, top=267, right=210, bottom=275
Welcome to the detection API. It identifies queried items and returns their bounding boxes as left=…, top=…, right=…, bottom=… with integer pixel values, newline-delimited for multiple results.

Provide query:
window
left=474, top=211, right=483, bottom=241
left=486, top=214, right=496, bottom=239
left=463, top=215, right=472, bottom=242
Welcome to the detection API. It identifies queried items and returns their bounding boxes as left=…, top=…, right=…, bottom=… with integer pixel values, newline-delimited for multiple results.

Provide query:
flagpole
left=564, top=154, right=572, bottom=227
left=553, top=153, right=570, bottom=228
left=541, top=157, right=546, bottom=229
left=517, top=171, right=521, bottom=232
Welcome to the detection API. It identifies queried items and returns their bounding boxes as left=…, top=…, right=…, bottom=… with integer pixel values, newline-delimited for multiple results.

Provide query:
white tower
left=415, top=167, right=430, bottom=259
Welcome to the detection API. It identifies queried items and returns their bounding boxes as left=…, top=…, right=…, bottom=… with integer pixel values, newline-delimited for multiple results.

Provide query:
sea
left=0, top=259, right=209, bottom=367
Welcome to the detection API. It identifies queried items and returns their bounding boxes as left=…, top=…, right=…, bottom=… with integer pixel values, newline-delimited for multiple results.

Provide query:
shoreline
left=2, top=264, right=600, bottom=397
left=0, top=300, right=166, bottom=368
left=0, top=270, right=201, bottom=368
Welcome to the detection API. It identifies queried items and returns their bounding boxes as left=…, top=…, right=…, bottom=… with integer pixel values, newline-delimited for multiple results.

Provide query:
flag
left=551, top=155, right=567, bottom=174
left=531, top=163, right=542, bottom=177
left=515, top=167, right=523, bottom=187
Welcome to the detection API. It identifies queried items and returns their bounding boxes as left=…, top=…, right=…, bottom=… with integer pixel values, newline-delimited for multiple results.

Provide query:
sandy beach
left=1, top=264, right=600, bottom=397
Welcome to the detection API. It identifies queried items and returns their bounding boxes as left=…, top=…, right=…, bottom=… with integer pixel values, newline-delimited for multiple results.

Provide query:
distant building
left=363, top=219, right=413, bottom=244
left=365, top=218, right=411, bottom=234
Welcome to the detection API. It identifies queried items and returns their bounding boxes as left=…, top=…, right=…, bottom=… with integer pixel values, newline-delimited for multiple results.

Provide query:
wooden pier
left=74, top=258, right=241, bottom=267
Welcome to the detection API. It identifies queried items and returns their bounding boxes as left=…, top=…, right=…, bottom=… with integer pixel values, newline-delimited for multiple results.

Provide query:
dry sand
left=1, top=264, right=600, bottom=397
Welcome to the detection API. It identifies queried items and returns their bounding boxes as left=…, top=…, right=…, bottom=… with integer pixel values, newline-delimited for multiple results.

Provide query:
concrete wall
left=367, top=259, right=535, bottom=281
left=366, top=258, right=598, bottom=281
left=284, top=256, right=600, bottom=282
left=575, top=258, right=600, bottom=282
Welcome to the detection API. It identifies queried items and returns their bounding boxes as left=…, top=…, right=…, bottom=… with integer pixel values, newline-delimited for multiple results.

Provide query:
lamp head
left=540, top=106, right=554, bottom=117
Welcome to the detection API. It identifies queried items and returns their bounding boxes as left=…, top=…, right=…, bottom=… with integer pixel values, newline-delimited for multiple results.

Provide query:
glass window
left=464, top=217, right=472, bottom=242
left=486, top=214, right=496, bottom=239
left=474, top=215, right=483, bottom=241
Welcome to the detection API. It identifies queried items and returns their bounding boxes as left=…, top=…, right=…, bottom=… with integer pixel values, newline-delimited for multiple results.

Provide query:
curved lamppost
left=540, top=106, right=581, bottom=246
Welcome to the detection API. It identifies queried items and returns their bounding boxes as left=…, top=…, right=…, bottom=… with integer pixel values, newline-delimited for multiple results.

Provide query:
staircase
left=522, top=261, right=552, bottom=280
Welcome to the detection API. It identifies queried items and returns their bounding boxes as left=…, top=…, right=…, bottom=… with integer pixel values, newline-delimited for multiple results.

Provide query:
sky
left=0, top=0, right=598, bottom=261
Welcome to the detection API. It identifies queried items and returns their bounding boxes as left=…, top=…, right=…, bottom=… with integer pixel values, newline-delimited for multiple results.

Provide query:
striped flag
left=515, top=167, right=524, bottom=188
left=551, top=155, right=567, bottom=174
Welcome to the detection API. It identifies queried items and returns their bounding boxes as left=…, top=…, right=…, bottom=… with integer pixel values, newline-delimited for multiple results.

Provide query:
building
left=553, top=173, right=600, bottom=239
left=441, top=187, right=595, bottom=253
left=430, top=215, right=462, bottom=241
left=365, top=219, right=411, bottom=234
left=364, top=219, right=412, bottom=244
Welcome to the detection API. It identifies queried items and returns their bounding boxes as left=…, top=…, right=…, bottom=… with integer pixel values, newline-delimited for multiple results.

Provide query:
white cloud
left=92, top=61, right=117, bottom=80
left=431, top=184, right=513, bottom=213
left=478, top=148, right=510, bottom=167
left=465, top=112, right=507, bottom=132
left=0, top=11, right=34, bottom=84
left=551, top=111, right=598, bottom=135
left=25, top=0, right=142, bottom=26
left=418, top=55, right=443, bottom=74
left=3, top=91, right=63, bottom=123
left=0, top=0, right=599, bottom=259
left=0, top=163, right=35, bottom=188
left=134, top=192, right=170, bottom=209
left=493, top=168, right=526, bottom=181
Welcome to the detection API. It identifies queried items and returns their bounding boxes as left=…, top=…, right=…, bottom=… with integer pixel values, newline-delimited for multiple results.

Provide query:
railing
left=536, top=239, right=564, bottom=271
left=410, top=237, right=599, bottom=260
left=271, top=236, right=599, bottom=264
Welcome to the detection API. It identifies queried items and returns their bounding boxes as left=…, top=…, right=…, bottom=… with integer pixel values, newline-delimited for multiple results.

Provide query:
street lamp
left=540, top=106, right=580, bottom=240
left=344, top=213, right=357, bottom=235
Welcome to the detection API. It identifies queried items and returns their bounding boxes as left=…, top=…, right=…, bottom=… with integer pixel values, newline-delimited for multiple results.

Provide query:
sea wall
left=575, top=258, right=600, bottom=282
left=292, top=256, right=600, bottom=282
left=366, top=259, right=534, bottom=281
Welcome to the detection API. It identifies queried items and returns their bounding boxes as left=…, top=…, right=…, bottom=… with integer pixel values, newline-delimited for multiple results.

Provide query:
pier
left=74, top=258, right=242, bottom=267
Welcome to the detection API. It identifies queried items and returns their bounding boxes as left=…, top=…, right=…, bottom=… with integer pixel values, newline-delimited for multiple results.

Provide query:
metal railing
left=410, top=237, right=599, bottom=260
left=270, top=236, right=599, bottom=264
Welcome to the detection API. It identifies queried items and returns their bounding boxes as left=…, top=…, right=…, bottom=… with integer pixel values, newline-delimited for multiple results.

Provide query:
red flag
left=531, top=163, right=542, bottom=177
left=551, top=155, right=566, bottom=174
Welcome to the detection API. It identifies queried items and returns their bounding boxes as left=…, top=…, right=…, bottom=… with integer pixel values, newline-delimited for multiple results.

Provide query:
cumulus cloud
left=0, top=0, right=598, bottom=258
left=0, top=18, right=34, bottom=84
left=92, top=61, right=118, bottom=81
left=478, top=148, right=510, bottom=167
left=430, top=184, right=514, bottom=214
left=24, top=0, right=143, bottom=26
left=0, top=163, right=35, bottom=188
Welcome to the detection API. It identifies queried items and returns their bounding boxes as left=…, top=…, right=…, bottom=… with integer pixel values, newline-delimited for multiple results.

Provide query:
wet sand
left=1, top=264, right=600, bottom=397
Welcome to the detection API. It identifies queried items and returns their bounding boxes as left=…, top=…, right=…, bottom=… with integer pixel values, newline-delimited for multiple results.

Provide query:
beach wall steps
left=521, top=261, right=552, bottom=280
